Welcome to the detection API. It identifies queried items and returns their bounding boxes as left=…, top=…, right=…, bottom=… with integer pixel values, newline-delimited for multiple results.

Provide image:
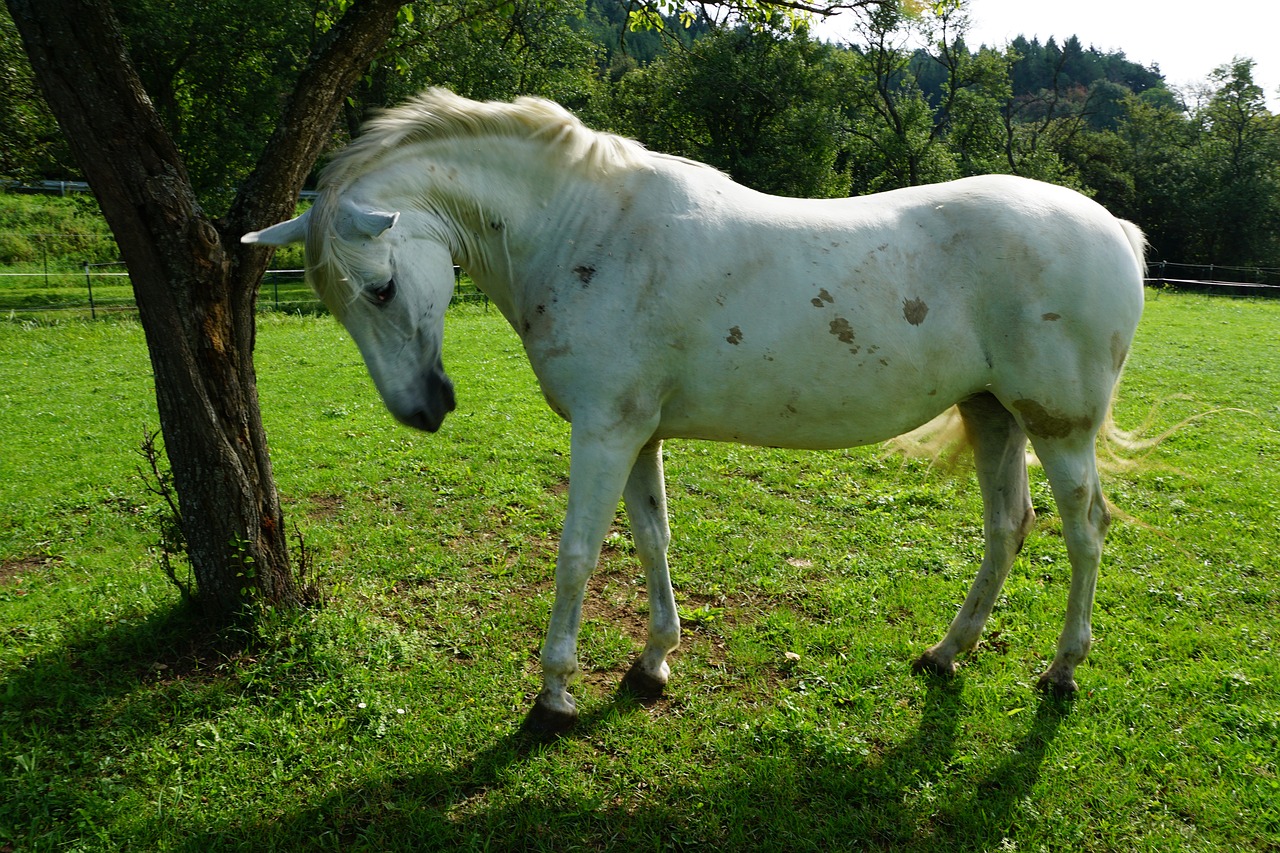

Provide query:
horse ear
left=347, top=208, right=400, bottom=239
left=242, top=210, right=310, bottom=246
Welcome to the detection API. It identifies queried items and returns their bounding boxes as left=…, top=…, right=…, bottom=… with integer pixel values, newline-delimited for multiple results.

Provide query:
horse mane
left=318, top=88, right=651, bottom=192
left=306, top=89, right=709, bottom=309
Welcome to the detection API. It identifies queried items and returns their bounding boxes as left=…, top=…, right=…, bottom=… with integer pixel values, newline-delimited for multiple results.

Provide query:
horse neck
left=364, top=140, right=609, bottom=328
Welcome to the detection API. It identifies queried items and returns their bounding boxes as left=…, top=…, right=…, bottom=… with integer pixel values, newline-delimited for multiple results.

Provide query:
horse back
left=521, top=173, right=1143, bottom=449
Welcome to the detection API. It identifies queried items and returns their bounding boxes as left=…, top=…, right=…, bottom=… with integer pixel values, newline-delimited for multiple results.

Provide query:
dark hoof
left=620, top=659, right=668, bottom=699
left=912, top=650, right=957, bottom=678
left=1036, top=670, right=1078, bottom=699
left=523, top=698, right=578, bottom=736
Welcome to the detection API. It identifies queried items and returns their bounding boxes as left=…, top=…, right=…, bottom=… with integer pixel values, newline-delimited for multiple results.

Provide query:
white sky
left=817, top=0, right=1280, bottom=111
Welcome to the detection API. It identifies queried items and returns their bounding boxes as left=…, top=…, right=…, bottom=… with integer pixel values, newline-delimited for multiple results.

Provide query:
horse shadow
left=168, top=674, right=1070, bottom=851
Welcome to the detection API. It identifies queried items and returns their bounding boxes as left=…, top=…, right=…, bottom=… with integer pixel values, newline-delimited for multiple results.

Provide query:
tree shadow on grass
left=169, top=675, right=1071, bottom=852
left=1, top=600, right=240, bottom=722
left=0, top=602, right=262, bottom=843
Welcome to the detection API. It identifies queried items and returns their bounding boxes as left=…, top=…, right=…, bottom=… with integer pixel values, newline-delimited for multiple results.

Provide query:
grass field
left=1, top=292, right=1277, bottom=851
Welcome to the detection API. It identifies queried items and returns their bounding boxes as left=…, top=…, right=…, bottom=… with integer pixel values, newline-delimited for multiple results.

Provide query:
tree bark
left=7, top=0, right=406, bottom=620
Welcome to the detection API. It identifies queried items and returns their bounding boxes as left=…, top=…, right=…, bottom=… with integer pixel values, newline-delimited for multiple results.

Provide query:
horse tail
left=884, top=407, right=970, bottom=470
left=1119, top=218, right=1148, bottom=271
left=892, top=394, right=1237, bottom=475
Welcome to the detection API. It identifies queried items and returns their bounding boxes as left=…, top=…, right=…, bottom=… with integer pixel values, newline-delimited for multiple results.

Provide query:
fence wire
left=0, top=230, right=489, bottom=318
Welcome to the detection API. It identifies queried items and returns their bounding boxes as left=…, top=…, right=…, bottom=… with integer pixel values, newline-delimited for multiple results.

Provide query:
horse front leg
left=528, top=425, right=646, bottom=733
left=619, top=440, right=680, bottom=697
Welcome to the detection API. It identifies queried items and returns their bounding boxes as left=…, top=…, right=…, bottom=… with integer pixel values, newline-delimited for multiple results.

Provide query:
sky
left=817, top=0, right=1280, bottom=111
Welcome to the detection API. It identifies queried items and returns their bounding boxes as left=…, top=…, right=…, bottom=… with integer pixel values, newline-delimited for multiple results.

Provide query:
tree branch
left=227, top=0, right=410, bottom=239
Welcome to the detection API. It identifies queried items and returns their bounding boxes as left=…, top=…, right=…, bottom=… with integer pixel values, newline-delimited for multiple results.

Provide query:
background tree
left=112, top=0, right=322, bottom=213
left=909, top=1, right=1011, bottom=178
left=1119, top=59, right=1280, bottom=265
left=0, top=7, right=72, bottom=180
left=614, top=21, right=850, bottom=196
left=1116, top=88, right=1201, bottom=261
left=840, top=0, right=958, bottom=190
left=1190, top=59, right=1280, bottom=265
left=344, top=0, right=609, bottom=135
left=839, top=0, right=1016, bottom=192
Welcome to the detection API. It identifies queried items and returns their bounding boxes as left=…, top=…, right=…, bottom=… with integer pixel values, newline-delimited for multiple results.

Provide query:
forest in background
left=2, top=0, right=1278, bottom=269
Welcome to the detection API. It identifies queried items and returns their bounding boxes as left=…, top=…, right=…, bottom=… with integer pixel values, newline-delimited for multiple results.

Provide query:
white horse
left=245, top=89, right=1145, bottom=732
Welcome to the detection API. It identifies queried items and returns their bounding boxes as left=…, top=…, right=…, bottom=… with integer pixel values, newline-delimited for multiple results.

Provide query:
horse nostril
left=442, top=376, right=457, bottom=412
left=427, top=361, right=455, bottom=413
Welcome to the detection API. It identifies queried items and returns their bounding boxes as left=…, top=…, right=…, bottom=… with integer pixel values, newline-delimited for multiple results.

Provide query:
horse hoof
left=523, top=697, right=578, bottom=736
left=620, top=659, right=668, bottom=698
left=1036, top=670, right=1078, bottom=699
left=912, top=650, right=957, bottom=678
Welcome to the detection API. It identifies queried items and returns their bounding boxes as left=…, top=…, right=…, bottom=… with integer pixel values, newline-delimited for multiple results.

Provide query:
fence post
left=83, top=261, right=96, bottom=319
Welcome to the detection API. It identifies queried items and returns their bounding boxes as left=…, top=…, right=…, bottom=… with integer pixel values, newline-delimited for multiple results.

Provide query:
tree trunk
left=7, top=0, right=406, bottom=620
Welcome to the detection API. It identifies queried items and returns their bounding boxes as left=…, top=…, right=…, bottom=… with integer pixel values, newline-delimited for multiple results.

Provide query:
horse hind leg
left=914, top=393, right=1035, bottom=677
left=619, top=440, right=681, bottom=698
left=1030, top=432, right=1111, bottom=697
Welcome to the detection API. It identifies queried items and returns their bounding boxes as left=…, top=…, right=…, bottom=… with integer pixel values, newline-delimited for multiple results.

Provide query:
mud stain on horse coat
left=1013, top=399, right=1093, bottom=439
left=902, top=297, right=929, bottom=326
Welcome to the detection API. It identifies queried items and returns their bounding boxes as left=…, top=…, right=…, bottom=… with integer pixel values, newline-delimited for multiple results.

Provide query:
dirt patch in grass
left=578, top=569, right=650, bottom=639
left=306, top=492, right=346, bottom=521
left=139, top=631, right=245, bottom=686
left=0, top=555, right=57, bottom=588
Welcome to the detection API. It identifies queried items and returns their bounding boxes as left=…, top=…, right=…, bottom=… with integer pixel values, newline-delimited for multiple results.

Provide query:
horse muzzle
left=393, top=365, right=456, bottom=433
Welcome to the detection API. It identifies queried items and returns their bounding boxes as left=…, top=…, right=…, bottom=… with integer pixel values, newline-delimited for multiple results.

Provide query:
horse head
left=243, top=199, right=457, bottom=432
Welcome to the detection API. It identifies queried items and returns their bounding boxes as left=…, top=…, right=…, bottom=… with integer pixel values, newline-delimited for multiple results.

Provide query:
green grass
left=1, top=293, right=1278, bottom=851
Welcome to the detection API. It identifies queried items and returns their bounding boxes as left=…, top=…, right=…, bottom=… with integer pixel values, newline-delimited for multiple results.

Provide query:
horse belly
left=654, top=335, right=985, bottom=450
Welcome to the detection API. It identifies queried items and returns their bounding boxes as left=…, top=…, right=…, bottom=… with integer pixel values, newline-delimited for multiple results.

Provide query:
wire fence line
left=0, top=229, right=487, bottom=317
left=0, top=235, right=489, bottom=318
left=1144, top=260, right=1280, bottom=297
left=0, top=269, right=490, bottom=318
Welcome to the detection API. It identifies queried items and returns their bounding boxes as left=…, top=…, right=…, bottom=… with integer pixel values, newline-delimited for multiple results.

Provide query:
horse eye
left=367, top=278, right=397, bottom=306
